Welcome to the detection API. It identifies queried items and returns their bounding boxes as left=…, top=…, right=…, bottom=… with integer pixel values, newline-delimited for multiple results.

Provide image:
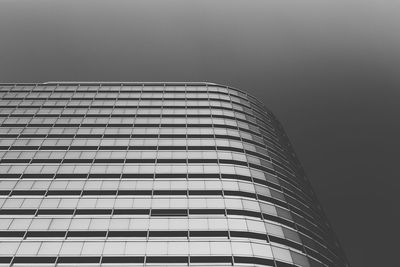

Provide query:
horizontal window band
left=0, top=94, right=251, bottom=103
left=0, top=100, right=271, bottom=122
left=0, top=100, right=270, bottom=116
left=0, top=256, right=300, bottom=266
left=0, top=179, right=311, bottom=212
left=0, top=110, right=271, bottom=132
left=0, top=208, right=299, bottom=233
left=0, top=105, right=266, bottom=136
left=0, top=121, right=275, bottom=143
left=0, top=230, right=304, bottom=253
left=0, top=161, right=298, bottom=184
left=2, top=103, right=267, bottom=116
left=0, top=124, right=274, bottom=142
left=3, top=112, right=270, bottom=128
left=3, top=189, right=315, bottom=230
left=34, top=230, right=215, bottom=239
left=0, top=96, right=265, bottom=116
left=3, top=145, right=249, bottom=152
left=0, top=156, right=294, bottom=177
left=0, top=137, right=283, bottom=160
left=0, top=122, right=252, bottom=130
left=6, top=189, right=289, bottom=208
left=0, top=84, right=253, bottom=98
left=0, top=89, right=248, bottom=97
left=1, top=158, right=271, bottom=167
left=0, top=175, right=313, bottom=213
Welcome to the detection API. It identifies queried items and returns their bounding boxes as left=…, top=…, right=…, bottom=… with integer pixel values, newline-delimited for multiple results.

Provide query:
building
left=0, top=82, right=348, bottom=266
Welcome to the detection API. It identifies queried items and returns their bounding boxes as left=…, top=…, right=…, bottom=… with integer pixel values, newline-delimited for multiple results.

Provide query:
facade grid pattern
left=0, top=82, right=348, bottom=267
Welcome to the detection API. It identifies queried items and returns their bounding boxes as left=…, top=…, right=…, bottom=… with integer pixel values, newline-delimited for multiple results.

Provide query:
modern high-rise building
left=0, top=82, right=348, bottom=267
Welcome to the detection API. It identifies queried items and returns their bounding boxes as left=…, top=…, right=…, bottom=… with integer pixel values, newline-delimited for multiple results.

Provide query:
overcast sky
left=1, top=1, right=400, bottom=265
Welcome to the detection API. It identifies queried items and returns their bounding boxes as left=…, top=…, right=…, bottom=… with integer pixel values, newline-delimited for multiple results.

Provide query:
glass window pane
left=103, top=242, right=126, bottom=255
left=0, top=242, right=19, bottom=255
left=60, top=242, right=84, bottom=255
left=190, top=242, right=210, bottom=255
left=125, top=242, right=146, bottom=255
left=81, top=242, right=104, bottom=255
left=146, top=241, right=168, bottom=255
left=210, top=241, right=231, bottom=255
left=167, top=241, right=188, bottom=255
left=17, top=242, right=41, bottom=255
left=30, top=219, right=51, bottom=230
left=37, top=242, right=62, bottom=255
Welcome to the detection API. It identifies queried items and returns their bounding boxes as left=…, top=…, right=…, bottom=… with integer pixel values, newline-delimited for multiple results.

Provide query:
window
left=16, top=241, right=41, bottom=255
left=125, top=241, right=147, bottom=255
left=9, top=219, right=31, bottom=230
left=0, top=242, right=20, bottom=255
left=149, top=219, right=168, bottom=230
left=49, top=218, right=70, bottom=230
left=231, top=241, right=252, bottom=256
left=208, top=218, right=227, bottom=230
left=60, top=242, right=84, bottom=255
left=37, top=241, right=62, bottom=255
left=189, top=242, right=210, bottom=255
left=109, top=219, right=129, bottom=230
left=30, top=219, right=51, bottom=230
left=89, top=219, right=110, bottom=230
left=189, top=219, right=208, bottom=230
left=252, top=242, right=273, bottom=258
left=96, top=198, right=115, bottom=209
left=70, top=219, right=90, bottom=230
left=271, top=246, right=293, bottom=262
left=130, top=219, right=149, bottom=230
left=228, top=219, right=247, bottom=231
left=40, top=198, right=60, bottom=209
left=167, top=241, right=189, bottom=255
left=103, top=242, right=126, bottom=255
left=265, top=223, right=284, bottom=237
left=0, top=219, right=12, bottom=230
left=114, top=198, right=134, bottom=208
left=210, top=241, right=231, bottom=255
left=78, top=198, right=97, bottom=209
left=146, top=241, right=168, bottom=255
left=168, top=218, right=188, bottom=230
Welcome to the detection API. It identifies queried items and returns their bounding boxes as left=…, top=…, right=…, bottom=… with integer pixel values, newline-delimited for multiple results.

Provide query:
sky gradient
left=1, top=1, right=400, bottom=265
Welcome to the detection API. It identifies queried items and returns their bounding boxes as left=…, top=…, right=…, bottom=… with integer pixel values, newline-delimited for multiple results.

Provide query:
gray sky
left=1, top=1, right=400, bottom=265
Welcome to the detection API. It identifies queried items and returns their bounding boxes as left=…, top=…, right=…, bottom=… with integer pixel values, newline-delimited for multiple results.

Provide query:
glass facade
left=0, top=82, right=348, bottom=266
